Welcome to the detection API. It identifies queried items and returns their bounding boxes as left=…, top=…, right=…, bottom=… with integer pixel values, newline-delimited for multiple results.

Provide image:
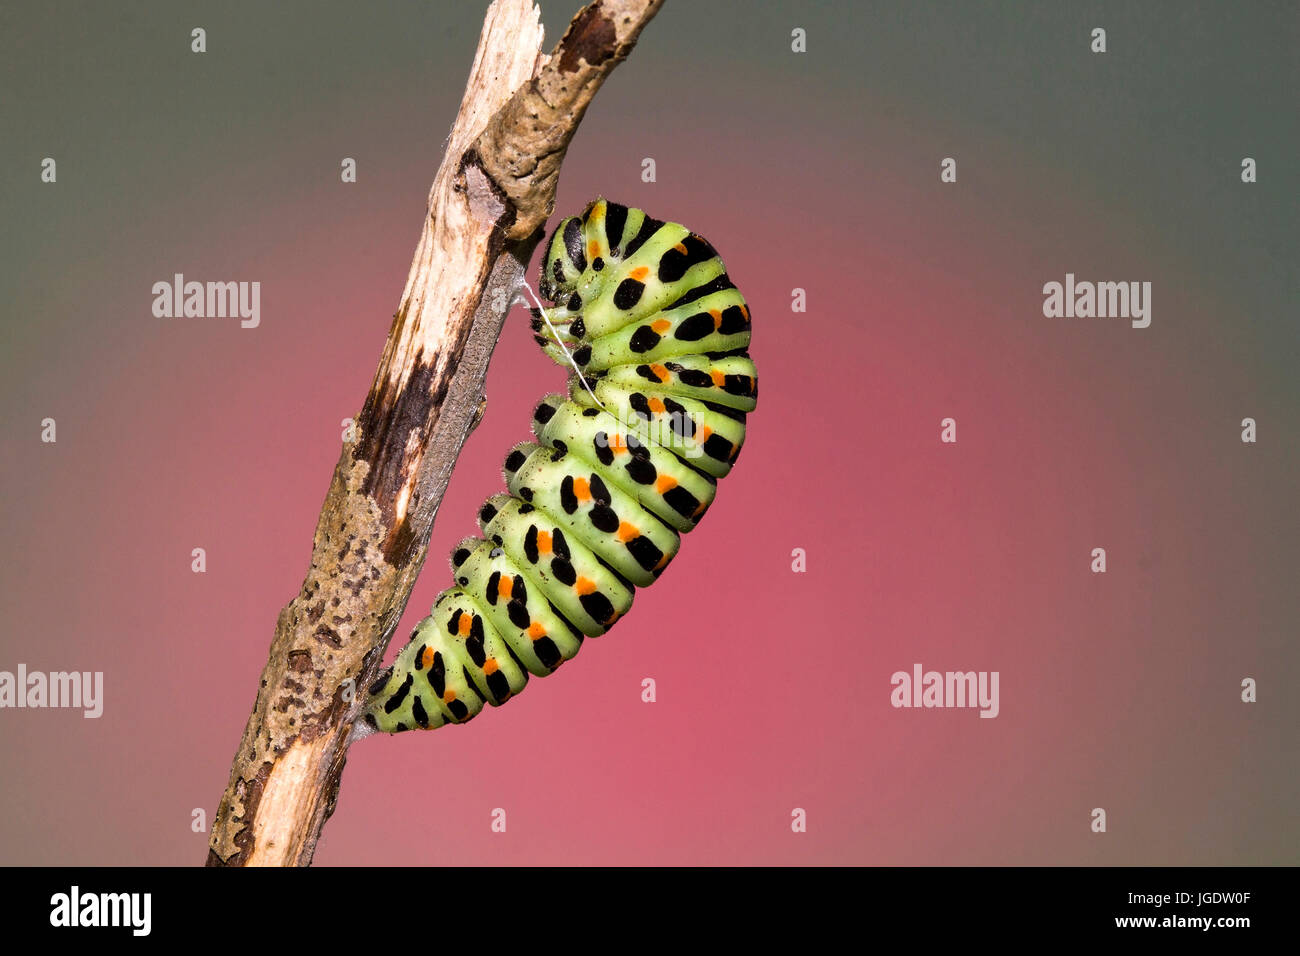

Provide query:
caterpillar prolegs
left=361, top=198, right=756, bottom=735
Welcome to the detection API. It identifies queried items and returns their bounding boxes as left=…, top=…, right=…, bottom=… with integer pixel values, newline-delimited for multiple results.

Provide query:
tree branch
left=206, top=0, right=664, bottom=867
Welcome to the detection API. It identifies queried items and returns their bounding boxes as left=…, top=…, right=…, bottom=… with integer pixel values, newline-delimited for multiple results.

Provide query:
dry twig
left=207, top=0, right=664, bottom=867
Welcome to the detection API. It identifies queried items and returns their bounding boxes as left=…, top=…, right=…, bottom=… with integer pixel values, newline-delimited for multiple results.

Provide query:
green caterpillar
left=361, top=198, right=756, bottom=735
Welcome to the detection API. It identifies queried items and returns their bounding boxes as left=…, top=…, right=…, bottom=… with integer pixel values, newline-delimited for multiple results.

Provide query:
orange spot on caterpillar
left=604, top=609, right=623, bottom=627
left=443, top=690, right=457, bottom=703
left=649, top=363, right=669, bottom=382
left=588, top=239, right=600, bottom=259
left=673, top=242, right=687, bottom=254
left=742, top=303, right=751, bottom=321
left=698, top=424, right=713, bottom=440
left=537, top=530, right=552, bottom=553
left=654, top=552, right=671, bottom=571
left=692, top=500, right=707, bottom=518
left=709, top=309, right=722, bottom=329
left=648, top=397, right=666, bottom=414
left=651, top=318, right=671, bottom=333
left=656, top=475, right=678, bottom=493
left=589, top=202, right=604, bottom=222
left=575, top=577, right=597, bottom=596
left=483, top=658, right=499, bottom=675
left=710, top=369, right=726, bottom=387
left=528, top=621, right=547, bottom=639
left=420, top=647, right=435, bottom=669
left=497, top=576, right=513, bottom=599
left=458, top=614, right=472, bottom=636
left=629, top=266, right=649, bottom=281
left=573, top=476, right=591, bottom=500
left=617, top=522, right=640, bottom=542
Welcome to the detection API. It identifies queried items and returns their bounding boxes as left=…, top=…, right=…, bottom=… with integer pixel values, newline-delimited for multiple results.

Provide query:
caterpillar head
left=538, top=213, right=587, bottom=302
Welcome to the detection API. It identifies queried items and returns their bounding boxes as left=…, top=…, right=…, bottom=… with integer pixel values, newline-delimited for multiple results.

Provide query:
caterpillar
left=360, top=198, right=756, bottom=736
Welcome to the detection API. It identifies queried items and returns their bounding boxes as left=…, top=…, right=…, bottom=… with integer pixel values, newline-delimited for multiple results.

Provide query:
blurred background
left=0, top=0, right=1295, bottom=865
